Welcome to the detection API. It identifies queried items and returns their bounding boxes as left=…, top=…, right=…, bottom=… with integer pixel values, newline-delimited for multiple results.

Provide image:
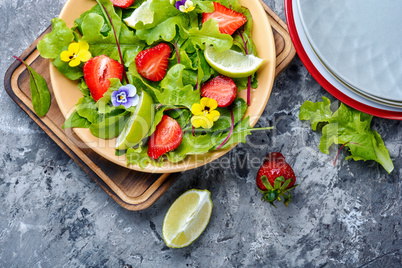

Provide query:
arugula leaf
left=62, top=110, right=91, bottom=129
left=126, top=143, right=164, bottom=169
left=38, top=18, right=74, bottom=59
left=299, top=97, right=394, bottom=173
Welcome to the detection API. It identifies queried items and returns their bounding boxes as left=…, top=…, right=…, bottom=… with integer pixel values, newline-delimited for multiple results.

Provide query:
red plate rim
left=284, top=0, right=402, bottom=120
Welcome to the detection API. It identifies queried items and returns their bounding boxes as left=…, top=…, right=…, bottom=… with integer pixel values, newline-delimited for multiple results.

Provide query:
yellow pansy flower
left=60, top=41, right=92, bottom=67
left=191, top=97, right=220, bottom=129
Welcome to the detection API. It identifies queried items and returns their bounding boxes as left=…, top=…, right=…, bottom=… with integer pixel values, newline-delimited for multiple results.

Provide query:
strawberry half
left=201, top=75, right=237, bottom=107
left=202, top=2, right=247, bottom=35
left=147, top=115, right=183, bottom=159
left=83, top=55, right=124, bottom=102
left=111, top=0, right=135, bottom=9
left=135, top=43, right=171, bottom=82
left=256, top=152, right=298, bottom=207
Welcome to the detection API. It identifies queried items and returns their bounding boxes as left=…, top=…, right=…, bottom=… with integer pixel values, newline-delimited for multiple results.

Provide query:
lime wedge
left=115, top=91, right=154, bottom=150
left=162, top=189, right=213, bottom=248
left=123, top=0, right=154, bottom=29
left=204, top=45, right=265, bottom=78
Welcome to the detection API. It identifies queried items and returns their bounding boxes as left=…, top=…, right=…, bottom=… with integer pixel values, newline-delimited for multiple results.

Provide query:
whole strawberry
left=256, top=152, right=297, bottom=207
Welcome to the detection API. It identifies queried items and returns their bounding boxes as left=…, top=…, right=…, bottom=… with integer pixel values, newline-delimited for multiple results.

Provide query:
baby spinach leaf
left=90, top=110, right=130, bottom=139
left=38, top=18, right=74, bottom=59
left=299, top=97, right=394, bottom=173
left=62, top=110, right=91, bottom=129
left=14, top=56, right=51, bottom=117
left=53, top=53, right=83, bottom=80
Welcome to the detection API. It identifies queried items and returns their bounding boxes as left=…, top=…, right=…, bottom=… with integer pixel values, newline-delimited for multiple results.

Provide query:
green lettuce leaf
left=299, top=97, right=394, bottom=173
left=75, top=96, right=100, bottom=124
left=136, top=14, right=188, bottom=45
left=155, top=64, right=200, bottom=109
left=126, top=143, right=164, bottom=169
left=184, top=19, right=233, bottom=53
left=38, top=18, right=75, bottom=59
left=166, top=132, right=218, bottom=163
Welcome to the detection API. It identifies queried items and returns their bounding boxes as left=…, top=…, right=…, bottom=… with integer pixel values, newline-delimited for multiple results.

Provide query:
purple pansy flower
left=175, top=0, right=195, bottom=13
left=111, top=84, right=139, bottom=109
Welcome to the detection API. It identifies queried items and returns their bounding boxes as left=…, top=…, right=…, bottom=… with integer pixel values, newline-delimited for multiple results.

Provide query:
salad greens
left=299, top=97, right=394, bottom=173
left=14, top=56, right=51, bottom=117
left=38, top=0, right=269, bottom=168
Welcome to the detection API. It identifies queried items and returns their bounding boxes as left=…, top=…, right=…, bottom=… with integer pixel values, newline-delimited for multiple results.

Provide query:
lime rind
left=162, top=189, right=213, bottom=248
left=123, top=0, right=154, bottom=29
left=204, top=45, right=265, bottom=78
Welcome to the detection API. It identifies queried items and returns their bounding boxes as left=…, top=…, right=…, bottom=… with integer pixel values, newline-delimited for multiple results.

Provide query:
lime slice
left=162, top=189, right=213, bottom=248
left=115, top=91, right=154, bottom=150
left=204, top=45, right=265, bottom=78
left=123, top=0, right=154, bottom=28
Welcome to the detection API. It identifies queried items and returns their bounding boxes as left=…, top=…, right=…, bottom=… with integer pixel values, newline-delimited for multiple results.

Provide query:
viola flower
left=111, top=84, right=139, bottom=109
left=60, top=40, right=92, bottom=67
left=191, top=97, right=220, bottom=129
left=175, top=0, right=195, bottom=13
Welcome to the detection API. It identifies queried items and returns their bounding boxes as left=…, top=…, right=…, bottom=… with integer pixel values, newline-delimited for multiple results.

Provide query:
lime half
left=115, top=91, right=154, bottom=150
left=123, top=0, right=154, bottom=29
left=204, top=45, right=265, bottom=78
left=162, top=189, right=213, bottom=248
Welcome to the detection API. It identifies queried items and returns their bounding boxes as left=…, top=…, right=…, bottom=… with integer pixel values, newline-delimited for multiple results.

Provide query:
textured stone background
left=0, top=0, right=401, bottom=267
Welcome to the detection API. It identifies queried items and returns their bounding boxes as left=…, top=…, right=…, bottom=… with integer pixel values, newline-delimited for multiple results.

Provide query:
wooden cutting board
left=4, top=1, right=296, bottom=211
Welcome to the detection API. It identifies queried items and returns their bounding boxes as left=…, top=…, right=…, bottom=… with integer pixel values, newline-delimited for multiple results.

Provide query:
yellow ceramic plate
left=50, top=0, right=276, bottom=173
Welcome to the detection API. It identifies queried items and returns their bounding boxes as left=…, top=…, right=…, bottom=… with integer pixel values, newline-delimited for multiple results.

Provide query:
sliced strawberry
left=83, top=55, right=124, bottom=102
left=201, top=75, right=237, bottom=107
left=135, top=43, right=171, bottom=82
left=111, top=0, right=135, bottom=9
left=202, top=2, right=247, bottom=35
left=148, top=115, right=183, bottom=159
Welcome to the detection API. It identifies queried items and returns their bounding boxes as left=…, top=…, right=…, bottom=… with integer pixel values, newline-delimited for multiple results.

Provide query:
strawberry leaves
left=259, top=176, right=298, bottom=207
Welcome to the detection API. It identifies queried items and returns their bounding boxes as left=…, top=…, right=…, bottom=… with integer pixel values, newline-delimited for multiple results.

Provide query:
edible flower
left=175, top=0, right=195, bottom=13
left=60, top=40, right=92, bottom=67
left=111, top=84, right=139, bottom=109
left=191, top=97, right=220, bottom=129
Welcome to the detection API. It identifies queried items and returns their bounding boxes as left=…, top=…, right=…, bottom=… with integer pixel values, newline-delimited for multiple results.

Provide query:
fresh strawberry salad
left=38, top=0, right=270, bottom=168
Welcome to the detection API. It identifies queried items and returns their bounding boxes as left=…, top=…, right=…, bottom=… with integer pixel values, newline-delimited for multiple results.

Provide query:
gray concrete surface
left=0, top=0, right=401, bottom=267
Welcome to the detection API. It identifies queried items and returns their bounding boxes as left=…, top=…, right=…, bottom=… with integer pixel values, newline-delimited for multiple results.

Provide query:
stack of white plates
left=285, top=0, right=402, bottom=120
